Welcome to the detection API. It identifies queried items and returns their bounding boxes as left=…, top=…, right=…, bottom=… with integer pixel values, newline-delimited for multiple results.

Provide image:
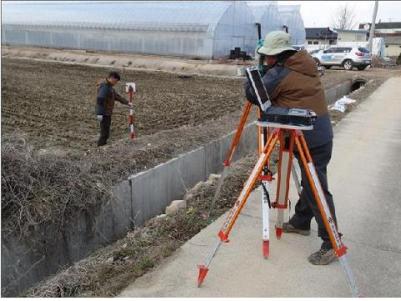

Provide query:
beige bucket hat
left=258, top=31, right=295, bottom=56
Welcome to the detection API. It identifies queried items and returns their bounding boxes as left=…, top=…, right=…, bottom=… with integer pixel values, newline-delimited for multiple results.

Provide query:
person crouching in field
left=95, top=71, right=133, bottom=146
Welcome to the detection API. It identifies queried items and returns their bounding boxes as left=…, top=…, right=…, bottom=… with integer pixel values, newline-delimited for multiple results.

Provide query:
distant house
left=305, top=27, right=337, bottom=46
left=334, top=29, right=368, bottom=42
left=359, top=22, right=401, bottom=57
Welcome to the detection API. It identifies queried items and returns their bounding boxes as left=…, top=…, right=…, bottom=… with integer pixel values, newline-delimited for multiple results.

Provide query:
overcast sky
left=278, top=1, right=401, bottom=28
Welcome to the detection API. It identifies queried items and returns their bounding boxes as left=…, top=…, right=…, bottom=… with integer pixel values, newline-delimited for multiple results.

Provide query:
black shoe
left=308, top=248, right=337, bottom=265
left=282, top=222, right=310, bottom=236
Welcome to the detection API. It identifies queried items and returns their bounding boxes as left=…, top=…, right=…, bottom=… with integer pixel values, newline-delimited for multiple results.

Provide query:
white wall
left=375, top=28, right=401, bottom=34
left=337, top=32, right=367, bottom=42
left=306, top=39, right=336, bottom=46
left=385, top=44, right=401, bottom=57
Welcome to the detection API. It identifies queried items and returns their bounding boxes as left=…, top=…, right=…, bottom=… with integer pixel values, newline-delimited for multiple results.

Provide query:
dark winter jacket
left=245, top=50, right=333, bottom=148
left=96, top=79, right=128, bottom=116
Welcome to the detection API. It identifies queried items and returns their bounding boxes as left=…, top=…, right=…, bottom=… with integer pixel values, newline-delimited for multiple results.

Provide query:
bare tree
left=331, top=4, right=357, bottom=30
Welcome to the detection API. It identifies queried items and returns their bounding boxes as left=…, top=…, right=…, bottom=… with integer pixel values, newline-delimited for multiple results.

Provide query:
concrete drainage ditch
left=1, top=78, right=367, bottom=296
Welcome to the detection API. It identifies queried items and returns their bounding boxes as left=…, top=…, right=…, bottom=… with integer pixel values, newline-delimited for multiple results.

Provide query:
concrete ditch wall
left=1, top=79, right=355, bottom=296
left=128, top=122, right=257, bottom=226
left=325, top=80, right=352, bottom=104
left=1, top=123, right=258, bottom=296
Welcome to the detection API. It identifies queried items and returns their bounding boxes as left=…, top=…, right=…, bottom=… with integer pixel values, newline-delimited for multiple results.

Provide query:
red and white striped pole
left=126, top=83, right=136, bottom=140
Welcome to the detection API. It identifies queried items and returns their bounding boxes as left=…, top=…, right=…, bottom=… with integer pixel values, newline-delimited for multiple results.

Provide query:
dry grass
left=23, top=154, right=258, bottom=297
left=1, top=132, right=113, bottom=240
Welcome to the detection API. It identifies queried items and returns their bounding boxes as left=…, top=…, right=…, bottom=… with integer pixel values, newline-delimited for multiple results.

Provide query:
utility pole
left=368, top=0, right=379, bottom=53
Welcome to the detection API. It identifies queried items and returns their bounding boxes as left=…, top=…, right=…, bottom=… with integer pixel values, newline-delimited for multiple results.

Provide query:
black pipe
left=255, top=23, right=262, bottom=40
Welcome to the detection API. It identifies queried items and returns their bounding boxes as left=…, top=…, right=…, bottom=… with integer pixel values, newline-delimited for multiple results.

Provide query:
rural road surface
left=120, top=77, right=401, bottom=297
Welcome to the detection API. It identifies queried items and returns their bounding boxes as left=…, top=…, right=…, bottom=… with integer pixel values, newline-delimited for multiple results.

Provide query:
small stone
left=209, top=173, right=221, bottom=180
left=173, top=199, right=186, bottom=210
left=192, top=181, right=204, bottom=191
left=122, top=243, right=128, bottom=249
left=207, top=173, right=221, bottom=184
left=106, top=257, right=114, bottom=264
left=165, top=200, right=186, bottom=216
left=166, top=205, right=177, bottom=216
left=156, top=213, right=167, bottom=220
left=184, top=193, right=193, bottom=201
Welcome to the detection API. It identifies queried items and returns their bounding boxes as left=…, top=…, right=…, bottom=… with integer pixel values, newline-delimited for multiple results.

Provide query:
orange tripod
left=206, top=102, right=252, bottom=219
left=197, top=102, right=359, bottom=297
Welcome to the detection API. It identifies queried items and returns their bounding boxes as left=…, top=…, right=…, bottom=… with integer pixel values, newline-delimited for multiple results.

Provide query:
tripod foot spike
left=276, top=227, right=283, bottom=239
left=218, top=230, right=230, bottom=243
left=197, top=265, right=209, bottom=287
left=263, top=240, right=269, bottom=259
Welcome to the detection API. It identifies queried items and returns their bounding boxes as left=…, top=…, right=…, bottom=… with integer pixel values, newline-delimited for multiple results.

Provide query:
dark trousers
left=290, top=141, right=337, bottom=250
left=98, top=115, right=112, bottom=146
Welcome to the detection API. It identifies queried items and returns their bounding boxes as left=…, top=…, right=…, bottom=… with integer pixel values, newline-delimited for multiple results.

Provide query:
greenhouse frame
left=278, top=5, right=306, bottom=46
left=2, top=1, right=305, bottom=59
left=249, top=2, right=283, bottom=39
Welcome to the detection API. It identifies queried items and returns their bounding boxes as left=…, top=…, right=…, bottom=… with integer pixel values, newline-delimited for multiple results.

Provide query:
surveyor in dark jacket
left=245, top=31, right=337, bottom=265
left=96, top=71, right=131, bottom=146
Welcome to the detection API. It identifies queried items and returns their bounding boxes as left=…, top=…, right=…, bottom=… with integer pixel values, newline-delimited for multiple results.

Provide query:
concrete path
left=120, top=77, right=401, bottom=297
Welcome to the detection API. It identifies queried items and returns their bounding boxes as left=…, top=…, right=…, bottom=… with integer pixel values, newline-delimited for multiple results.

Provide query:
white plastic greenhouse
left=278, top=5, right=306, bottom=45
left=248, top=1, right=283, bottom=38
left=2, top=1, right=260, bottom=59
left=2, top=1, right=306, bottom=59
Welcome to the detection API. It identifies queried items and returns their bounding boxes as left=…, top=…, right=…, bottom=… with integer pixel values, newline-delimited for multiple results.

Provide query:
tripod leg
left=274, top=131, right=295, bottom=239
left=259, top=123, right=272, bottom=259
left=207, top=102, right=252, bottom=219
left=291, top=158, right=302, bottom=196
left=220, top=130, right=279, bottom=241
left=294, top=132, right=359, bottom=297
left=197, top=130, right=279, bottom=287
left=261, top=180, right=270, bottom=258
left=224, top=101, right=253, bottom=165
left=258, top=110, right=265, bottom=154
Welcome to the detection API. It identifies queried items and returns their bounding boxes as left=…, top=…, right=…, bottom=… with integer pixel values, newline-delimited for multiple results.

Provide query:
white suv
left=311, top=47, right=371, bottom=70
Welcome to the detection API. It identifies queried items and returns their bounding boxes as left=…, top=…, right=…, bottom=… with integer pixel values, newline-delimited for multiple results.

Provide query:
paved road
left=120, top=77, right=401, bottom=297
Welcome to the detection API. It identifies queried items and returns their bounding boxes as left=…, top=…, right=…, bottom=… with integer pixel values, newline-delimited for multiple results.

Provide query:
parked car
left=292, top=45, right=305, bottom=51
left=311, top=47, right=371, bottom=70
left=308, top=49, right=321, bottom=55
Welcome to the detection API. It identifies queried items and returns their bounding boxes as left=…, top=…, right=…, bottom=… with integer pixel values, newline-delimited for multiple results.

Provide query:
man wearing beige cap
left=245, top=31, right=337, bottom=265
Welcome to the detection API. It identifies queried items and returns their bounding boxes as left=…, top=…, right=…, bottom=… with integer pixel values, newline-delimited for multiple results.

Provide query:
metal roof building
left=305, top=27, right=338, bottom=40
left=2, top=1, right=259, bottom=59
